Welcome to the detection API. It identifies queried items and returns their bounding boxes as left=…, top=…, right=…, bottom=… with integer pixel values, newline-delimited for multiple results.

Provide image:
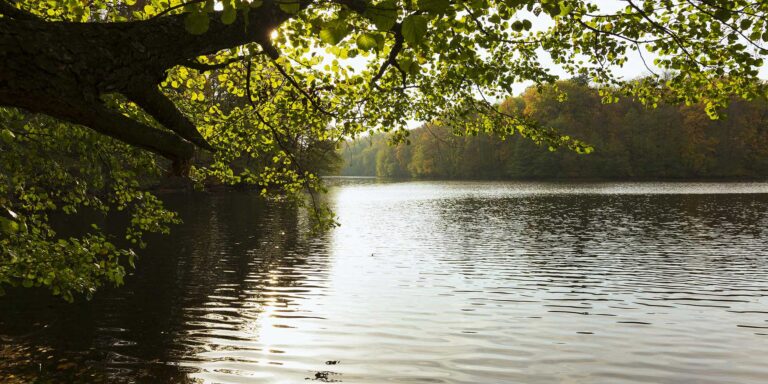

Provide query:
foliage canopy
left=1, top=0, right=767, bottom=299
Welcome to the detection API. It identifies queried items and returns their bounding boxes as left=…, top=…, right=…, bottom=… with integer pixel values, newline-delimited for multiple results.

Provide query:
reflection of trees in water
left=0, top=192, right=329, bottom=383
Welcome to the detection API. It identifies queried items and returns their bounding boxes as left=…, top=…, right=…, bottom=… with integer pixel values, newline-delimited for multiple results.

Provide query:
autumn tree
left=341, top=79, right=768, bottom=180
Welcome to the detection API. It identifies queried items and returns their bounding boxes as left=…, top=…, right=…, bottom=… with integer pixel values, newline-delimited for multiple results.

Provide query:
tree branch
left=124, top=85, right=214, bottom=152
left=85, top=103, right=196, bottom=162
left=0, top=0, right=41, bottom=21
left=576, top=19, right=663, bottom=45
left=625, top=0, right=699, bottom=64
left=245, top=59, right=324, bottom=223
left=152, top=0, right=205, bottom=19
left=258, top=40, right=336, bottom=116
left=182, top=56, right=245, bottom=72
left=371, top=23, right=405, bottom=89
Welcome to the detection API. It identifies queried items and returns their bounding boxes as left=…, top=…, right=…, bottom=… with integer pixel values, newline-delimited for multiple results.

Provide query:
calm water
left=2, top=180, right=768, bottom=383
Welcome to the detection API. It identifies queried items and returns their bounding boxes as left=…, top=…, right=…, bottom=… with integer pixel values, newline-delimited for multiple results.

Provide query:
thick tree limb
left=0, top=0, right=40, bottom=21
left=124, top=85, right=214, bottom=151
left=85, top=103, right=196, bottom=162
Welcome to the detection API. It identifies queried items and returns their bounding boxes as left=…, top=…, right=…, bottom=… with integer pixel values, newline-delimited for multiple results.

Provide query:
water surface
left=2, top=180, right=768, bottom=383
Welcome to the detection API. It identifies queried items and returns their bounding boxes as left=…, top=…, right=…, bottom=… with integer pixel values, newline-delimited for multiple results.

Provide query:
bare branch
left=635, top=42, right=659, bottom=76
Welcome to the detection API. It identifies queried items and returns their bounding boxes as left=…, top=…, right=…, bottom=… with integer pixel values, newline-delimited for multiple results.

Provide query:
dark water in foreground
left=2, top=180, right=768, bottom=383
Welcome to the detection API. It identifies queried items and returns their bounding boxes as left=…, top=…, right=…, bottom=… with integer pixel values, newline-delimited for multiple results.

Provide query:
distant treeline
left=340, top=81, right=768, bottom=179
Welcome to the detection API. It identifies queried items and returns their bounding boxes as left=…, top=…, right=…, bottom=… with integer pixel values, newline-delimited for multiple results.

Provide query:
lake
left=2, top=179, right=768, bottom=383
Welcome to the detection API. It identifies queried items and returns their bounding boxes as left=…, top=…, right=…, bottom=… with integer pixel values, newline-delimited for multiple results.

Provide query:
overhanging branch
left=0, top=0, right=41, bottom=21
left=124, top=85, right=214, bottom=152
left=182, top=56, right=245, bottom=72
left=86, top=103, right=196, bottom=162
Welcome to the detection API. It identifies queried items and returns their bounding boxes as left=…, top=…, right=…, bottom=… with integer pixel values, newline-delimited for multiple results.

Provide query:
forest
left=341, top=79, right=768, bottom=180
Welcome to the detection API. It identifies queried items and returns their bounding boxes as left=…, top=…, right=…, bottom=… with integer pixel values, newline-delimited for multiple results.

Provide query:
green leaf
left=221, top=5, right=237, bottom=25
left=713, top=9, right=729, bottom=21
left=319, top=29, right=335, bottom=45
left=398, top=56, right=414, bottom=73
left=541, top=1, right=560, bottom=17
left=0, top=217, right=19, bottom=234
left=185, top=11, right=210, bottom=35
left=559, top=4, right=574, bottom=17
left=416, top=0, right=449, bottom=13
left=374, top=34, right=386, bottom=51
left=0, top=129, right=15, bottom=143
left=278, top=1, right=300, bottom=14
left=365, top=0, right=397, bottom=31
left=402, top=15, right=428, bottom=45
left=319, top=25, right=350, bottom=45
left=356, top=33, right=379, bottom=51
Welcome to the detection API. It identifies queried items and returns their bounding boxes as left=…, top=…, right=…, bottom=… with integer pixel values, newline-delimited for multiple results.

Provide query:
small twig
left=182, top=56, right=246, bottom=72
left=371, top=24, right=405, bottom=89
left=635, top=42, right=659, bottom=76
left=152, top=0, right=204, bottom=19
left=258, top=40, right=336, bottom=116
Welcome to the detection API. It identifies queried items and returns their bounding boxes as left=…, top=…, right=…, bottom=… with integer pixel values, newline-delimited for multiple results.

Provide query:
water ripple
left=1, top=182, right=768, bottom=383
